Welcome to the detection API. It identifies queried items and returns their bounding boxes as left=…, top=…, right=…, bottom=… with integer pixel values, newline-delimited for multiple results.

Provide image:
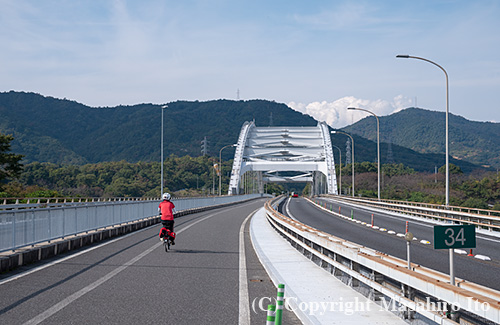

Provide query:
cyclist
left=159, top=192, right=176, bottom=245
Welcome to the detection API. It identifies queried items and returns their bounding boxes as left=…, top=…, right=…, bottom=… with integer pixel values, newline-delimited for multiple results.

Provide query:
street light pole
left=160, top=105, right=168, bottom=197
left=331, top=131, right=355, bottom=197
left=396, top=54, right=452, bottom=285
left=332, top=145, right=342, bottom=195
left=347, top=107, right=380, bottom=200
left=396, top=55, right=449, bottom=207
left=219, top=144, right=236, bottom=196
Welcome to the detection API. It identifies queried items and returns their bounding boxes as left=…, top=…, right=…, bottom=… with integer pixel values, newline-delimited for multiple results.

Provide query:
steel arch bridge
left=228, top=121, right=338, bottom=195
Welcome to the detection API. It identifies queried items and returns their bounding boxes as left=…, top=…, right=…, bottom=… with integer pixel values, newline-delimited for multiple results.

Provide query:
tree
left=0, top=133, right=24, bottom=190
left=439, top=163, right=463, bottom=175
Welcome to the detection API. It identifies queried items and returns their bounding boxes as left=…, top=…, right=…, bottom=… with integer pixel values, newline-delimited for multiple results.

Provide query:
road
left=280, top=197, right=500, bottom=291
left=0, top=199, right=300, bottom=325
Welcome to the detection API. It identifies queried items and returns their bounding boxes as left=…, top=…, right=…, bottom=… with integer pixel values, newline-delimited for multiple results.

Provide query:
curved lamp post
left=396, top=54, right=452, bottom=285
left=396, top=55, right=449, bottom=207
left=219, top=144, right=237, bottom=196
left=347, top=107, right=380, bottom=200
left=331, top=131, right=355, bottom=197
left=160, top=105, right=168, bottom=197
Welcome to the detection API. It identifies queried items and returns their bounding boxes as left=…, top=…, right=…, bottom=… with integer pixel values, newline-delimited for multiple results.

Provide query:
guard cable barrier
left=264, top=196, right=500, bottom=324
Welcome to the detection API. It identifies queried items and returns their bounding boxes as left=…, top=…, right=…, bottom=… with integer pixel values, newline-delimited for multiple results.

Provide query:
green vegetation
left=336, top=162, right=500, bottom=209
left=0, top=133, right=24, bottom=192
left=0, top=91, right=316, bottom=164
left=1, top=154, right=498, bottom=209
left=343, top=107, right=500, bottom=168
left=3, top=156, right=231, bottom=198
left=0, top=92, right=488, bottom=173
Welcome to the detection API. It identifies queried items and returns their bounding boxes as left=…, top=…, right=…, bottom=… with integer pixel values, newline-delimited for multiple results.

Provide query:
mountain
left=342, top=107, right=500, bottom=169
left=0, top=92, right=485, bottom=173
left=0, top=91, right=316, bottom=164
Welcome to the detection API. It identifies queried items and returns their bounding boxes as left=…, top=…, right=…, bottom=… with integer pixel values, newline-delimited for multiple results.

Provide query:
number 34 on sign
left=433, top=225, right=476, bottom=249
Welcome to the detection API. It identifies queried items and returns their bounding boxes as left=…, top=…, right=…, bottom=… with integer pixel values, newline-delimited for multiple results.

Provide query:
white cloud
left=288, top=95, right=411, bottom=128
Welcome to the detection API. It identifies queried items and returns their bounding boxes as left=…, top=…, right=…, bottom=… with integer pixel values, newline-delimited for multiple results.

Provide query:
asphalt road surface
left=281, top=197, right=500, bottom=291
left=0, top=199, right=300, bottom=325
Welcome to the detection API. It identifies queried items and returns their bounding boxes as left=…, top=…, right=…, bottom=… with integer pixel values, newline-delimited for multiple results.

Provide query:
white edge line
left=285, top=198, right=298, bottom=221
left=238, top=208, right=259, bottom=325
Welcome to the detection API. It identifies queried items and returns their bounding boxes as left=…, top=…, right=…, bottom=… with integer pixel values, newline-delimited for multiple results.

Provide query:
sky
left=1, top=0, right=499, bottom=128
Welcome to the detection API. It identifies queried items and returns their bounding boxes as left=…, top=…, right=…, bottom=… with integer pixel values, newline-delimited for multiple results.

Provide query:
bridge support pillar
left=349, top=261, right=360, bottom=287
left=369, top=271, right=384, bottom=301
left=401, top=284, right=415, bottom=319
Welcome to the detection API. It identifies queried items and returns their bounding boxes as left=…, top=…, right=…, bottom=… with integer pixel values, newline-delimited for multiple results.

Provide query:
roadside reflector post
left=371, top=214, right=374, bottom=227
left=351, top=209, right=353, bottom=220
left=405, top=221, right=409, bottom=233
left=275, top=284, right=285, bottom=325
left=266, top=305, right=276, bottom=325
left=405, top=232, right=414, bottom=269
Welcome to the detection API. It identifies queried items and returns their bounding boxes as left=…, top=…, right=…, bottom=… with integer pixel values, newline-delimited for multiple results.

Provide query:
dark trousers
left=161, top=220, right=174, bottom=233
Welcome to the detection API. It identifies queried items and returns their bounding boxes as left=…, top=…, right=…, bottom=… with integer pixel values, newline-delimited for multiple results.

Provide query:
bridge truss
left=228, top=121, right=338, bottom=195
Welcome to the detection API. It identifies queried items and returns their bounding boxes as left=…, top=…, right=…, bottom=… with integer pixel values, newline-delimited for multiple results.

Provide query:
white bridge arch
left=228, top=121, right=338, bottom=195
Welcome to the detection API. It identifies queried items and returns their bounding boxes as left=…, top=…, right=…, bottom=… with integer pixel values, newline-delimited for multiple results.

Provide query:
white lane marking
left=285, top=198, right=298, bottom=221
left=238, top=209, right=258, bottom=325
left=0, top=226, right=152, bottom=286
left=22, top=202, right=259, bottom=325
left=23, top=240, right=162, bottom=325
left=474, top=255, right=491, bottom=261
left=312, top=199, right=436, bottom=245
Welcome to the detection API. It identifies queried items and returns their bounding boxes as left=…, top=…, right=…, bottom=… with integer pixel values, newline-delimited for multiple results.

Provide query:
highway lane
left=0, top=199, right=300, bottom=325
left=281, top=197, right=500, bottom=291
left=322, top=197, right=500, bottom=262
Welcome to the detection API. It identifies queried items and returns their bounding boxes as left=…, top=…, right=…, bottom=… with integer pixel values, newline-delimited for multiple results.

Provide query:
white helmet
left=162, top=193, right=171, bottom=200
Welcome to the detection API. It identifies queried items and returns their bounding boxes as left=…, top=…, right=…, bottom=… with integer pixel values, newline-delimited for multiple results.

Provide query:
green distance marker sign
left=434, top=225, right=476, bottom=249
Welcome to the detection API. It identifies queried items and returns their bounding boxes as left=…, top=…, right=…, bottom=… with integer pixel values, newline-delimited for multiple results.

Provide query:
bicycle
left=160, top=228, right=175, bottom=252
left=162, top=235, right=172, bottom=252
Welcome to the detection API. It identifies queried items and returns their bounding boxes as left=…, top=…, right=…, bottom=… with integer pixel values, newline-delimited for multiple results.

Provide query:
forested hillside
left=0, top=92, right=485, bottom=173
left=0, top=91, right=316, bottom=164
left=343, top=107, right=500, bottom=168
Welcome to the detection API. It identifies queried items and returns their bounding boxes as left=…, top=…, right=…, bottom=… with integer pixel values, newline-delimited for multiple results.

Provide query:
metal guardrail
left=321, top=195, right=500, bottom=232
left=265, top=196, right=500, bottom=324
left=0, top=194, right=264, bottom=253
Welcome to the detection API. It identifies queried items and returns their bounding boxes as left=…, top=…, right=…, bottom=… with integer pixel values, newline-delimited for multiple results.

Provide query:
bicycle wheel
left=163, top=239, right=169, bottom=252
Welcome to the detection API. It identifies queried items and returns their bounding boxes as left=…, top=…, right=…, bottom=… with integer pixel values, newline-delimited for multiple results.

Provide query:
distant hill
left=0, top=92, right=485, bottom=173
left=342, top=107, right=500, bottom=169
left=0, top=91, right=316, bottom=164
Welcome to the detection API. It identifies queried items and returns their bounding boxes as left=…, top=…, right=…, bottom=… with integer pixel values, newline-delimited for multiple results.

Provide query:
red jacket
left=159, top=200, right=175, bottom=221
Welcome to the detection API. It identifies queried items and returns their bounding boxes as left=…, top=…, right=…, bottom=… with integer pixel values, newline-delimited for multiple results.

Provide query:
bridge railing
left=321, top=195, right=500, bottom=232
left=0, top=194, right=263, bottom=253
left=264, top=196, right=500, bottom=324
left=0, top=197, right=156, bottom=210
